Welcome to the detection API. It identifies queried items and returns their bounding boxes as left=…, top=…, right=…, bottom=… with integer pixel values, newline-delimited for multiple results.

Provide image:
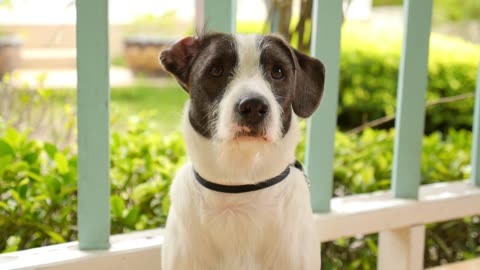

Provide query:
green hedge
left=0, top=127, right=78, bottom=252
left=0, top=119, right=184, bottom=253
left=297, top=126, right=477, bottom=268
left=1, top=119, right=478, bottom=268
left=339, top=24, right=480, bottom=133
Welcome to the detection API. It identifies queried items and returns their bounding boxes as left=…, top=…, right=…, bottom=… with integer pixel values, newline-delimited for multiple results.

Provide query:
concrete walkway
left=13, top=67, right=135, bottom=89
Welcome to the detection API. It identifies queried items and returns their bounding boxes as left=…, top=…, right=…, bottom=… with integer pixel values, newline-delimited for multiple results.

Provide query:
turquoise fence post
left=76, top=0, right=111, bottom=250
left=392, top=0, right=432, bottom=199
left=472, top=63, right=480, bottom=187
left=305, top=0, right=343, bottom=213
left=204, top=0, right=236, bottom=33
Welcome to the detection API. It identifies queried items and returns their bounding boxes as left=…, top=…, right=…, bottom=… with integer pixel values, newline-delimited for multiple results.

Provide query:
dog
left=159, top=32, right=325, bottom=270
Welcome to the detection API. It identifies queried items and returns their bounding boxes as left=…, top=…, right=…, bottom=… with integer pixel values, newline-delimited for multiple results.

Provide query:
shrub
left=338, top=24, right=480, bottom=133
left=298, top=127, right=477, bottom=269
left=109, top=116, right=186, bottom=233
left=0, top=126, right=77, bottom=252
left=0, top=118, right=183, bottom=252
left=1, top=120, right=478, bottom=268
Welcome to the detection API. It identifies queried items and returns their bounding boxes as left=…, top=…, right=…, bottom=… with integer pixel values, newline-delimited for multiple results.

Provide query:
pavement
left=12, top=67, right=135, bottom=89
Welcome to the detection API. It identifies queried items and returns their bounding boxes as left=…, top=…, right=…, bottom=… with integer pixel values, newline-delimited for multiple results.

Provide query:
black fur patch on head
left=258, top=35, right=297, bottom=136
left=160, top=33, right=238, bottom=138
left=259, top=34, right=325, bottom=121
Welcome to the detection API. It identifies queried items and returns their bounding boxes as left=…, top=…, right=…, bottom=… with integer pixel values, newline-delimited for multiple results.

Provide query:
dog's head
left=160, top=33, right=325, bottom=144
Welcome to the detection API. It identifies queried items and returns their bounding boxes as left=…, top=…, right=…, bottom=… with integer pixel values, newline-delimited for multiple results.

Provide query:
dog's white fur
left=161, top=34, right=320, bottom=270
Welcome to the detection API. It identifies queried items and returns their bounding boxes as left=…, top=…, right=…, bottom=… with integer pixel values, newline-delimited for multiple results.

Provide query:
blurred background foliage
left=266, top=0, right=480, bottom=50
left=373, top=0, right=480, bottom=25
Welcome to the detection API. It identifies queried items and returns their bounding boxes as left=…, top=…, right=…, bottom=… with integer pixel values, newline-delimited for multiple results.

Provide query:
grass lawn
left=109, top=81, right=188, bottom=132
left=48, top=79, right=188, bottom=133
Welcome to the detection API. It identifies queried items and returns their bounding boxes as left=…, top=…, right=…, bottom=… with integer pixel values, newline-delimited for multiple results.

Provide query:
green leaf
left=124, top=206, right=140, bottom=227
left=44, top=176, right=61, bottom=197
left=10, top=190, right=23, bottom=204
left=25, top=171, right=43, bottom=182
left=17, top=178, right=29, bottom=199
left=0, top=201, right=9, bottom=211
left=0, top=155, right=12, bottom=175
left=110, top=195, right=125, bottom=218
left=43, top=229, right=65, bottom=243
left=44, top=143, right=57, bottom=159
left=3, top=236, right=21, bottom=253
left=23, top=151, right=39, bottom=164
left=4, top=127, right=21, bottom=147
left=54, top=152, right=69, bottom=174
left=365, top=237, right=378, bottom=255
left=132, top=181, right=157, bottom=203
left=0, top=139, right=14, bottom=158
left=161, top=195, right=171, bottom=216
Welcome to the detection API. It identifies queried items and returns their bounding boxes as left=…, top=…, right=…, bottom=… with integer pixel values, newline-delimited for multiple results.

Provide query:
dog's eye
left=209, top=65, right=224, bottom=77
left=271, top=66, right=284, bottom=80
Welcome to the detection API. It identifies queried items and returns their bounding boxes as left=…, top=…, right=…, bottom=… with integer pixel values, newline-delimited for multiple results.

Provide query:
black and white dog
left=160, top=33, right=325, bottom=270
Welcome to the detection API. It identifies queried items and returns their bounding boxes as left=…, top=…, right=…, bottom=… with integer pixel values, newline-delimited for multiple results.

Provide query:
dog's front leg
left=162, top=166, right=215, bottom=270
left=162, top=200, right=220, bottom=270
left=161, top=210, right=205, bottom=270
left=161, top=210, right=187, bottom=270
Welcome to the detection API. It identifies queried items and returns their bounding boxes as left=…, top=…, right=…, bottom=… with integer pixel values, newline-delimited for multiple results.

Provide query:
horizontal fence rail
left=314, top=181, right=480, bottom=242
left=2, top=182, right=480, bottom=269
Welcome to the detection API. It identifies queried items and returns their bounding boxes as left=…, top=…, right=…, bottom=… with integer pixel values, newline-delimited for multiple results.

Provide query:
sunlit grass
left=47, top=79, right=188, bottom=133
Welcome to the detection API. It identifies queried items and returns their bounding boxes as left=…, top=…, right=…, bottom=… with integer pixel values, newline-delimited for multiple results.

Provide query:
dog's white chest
left=163, top=163, right=319, bottom=270
left=199, top=191, right=282, bottom=251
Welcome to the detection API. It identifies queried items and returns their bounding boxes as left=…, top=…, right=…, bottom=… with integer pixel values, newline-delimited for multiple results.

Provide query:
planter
left=124, top=36, right=176, bottom=76
left=0, top=35, right=21, bottom=78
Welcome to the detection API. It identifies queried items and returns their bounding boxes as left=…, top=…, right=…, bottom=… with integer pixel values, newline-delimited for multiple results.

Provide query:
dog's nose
left=237, top=96, right=269, bottom=124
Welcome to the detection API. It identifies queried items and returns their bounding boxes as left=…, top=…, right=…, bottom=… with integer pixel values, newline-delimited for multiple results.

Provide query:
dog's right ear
left=159, top=36, right=200, bottom=92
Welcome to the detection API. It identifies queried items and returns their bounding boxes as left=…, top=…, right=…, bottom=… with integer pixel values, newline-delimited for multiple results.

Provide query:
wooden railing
left=0, top=0, right=479, bottom=269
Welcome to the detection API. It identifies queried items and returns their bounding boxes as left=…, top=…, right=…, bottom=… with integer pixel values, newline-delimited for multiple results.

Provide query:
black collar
left=193, top=160, right=304, bottom=194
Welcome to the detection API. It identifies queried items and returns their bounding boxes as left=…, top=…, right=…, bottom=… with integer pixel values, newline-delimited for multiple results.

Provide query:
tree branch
left=347, top=92, right=476, bottom=134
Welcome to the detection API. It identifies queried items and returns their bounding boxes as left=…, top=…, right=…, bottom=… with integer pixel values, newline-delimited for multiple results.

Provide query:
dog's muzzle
left=236, top=95, right=269, bottom=128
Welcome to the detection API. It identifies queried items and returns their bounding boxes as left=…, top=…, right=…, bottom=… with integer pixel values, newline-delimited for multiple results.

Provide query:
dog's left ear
left=291, top=49, right=325, bottom=118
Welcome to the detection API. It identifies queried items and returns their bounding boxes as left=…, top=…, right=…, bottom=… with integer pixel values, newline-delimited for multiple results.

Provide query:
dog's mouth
left=233, top=125, right=269, bottom=141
